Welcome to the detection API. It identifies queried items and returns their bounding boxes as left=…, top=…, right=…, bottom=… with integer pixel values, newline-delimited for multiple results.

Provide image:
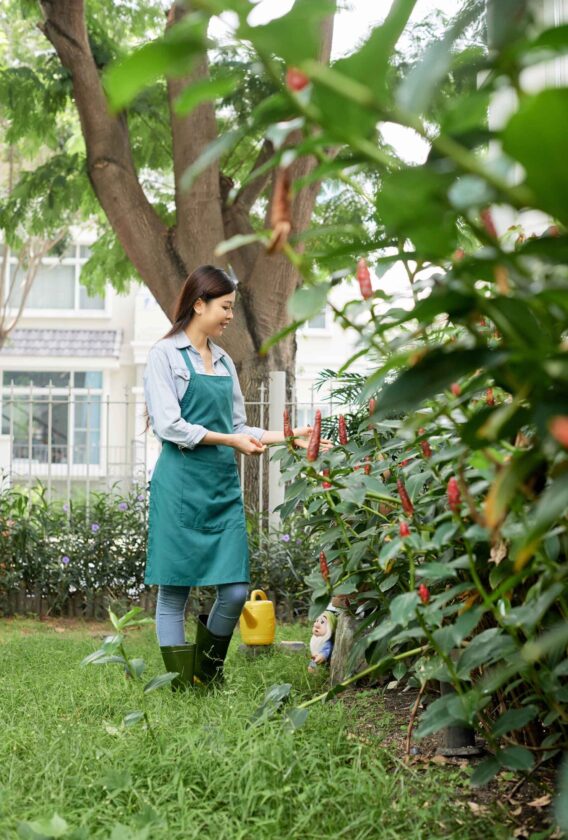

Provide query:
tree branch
left=38, top=0, right=185, bottom=318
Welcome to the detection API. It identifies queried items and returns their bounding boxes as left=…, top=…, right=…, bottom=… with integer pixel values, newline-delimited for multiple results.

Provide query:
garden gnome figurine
left=308, top=608, right=338, bottom=672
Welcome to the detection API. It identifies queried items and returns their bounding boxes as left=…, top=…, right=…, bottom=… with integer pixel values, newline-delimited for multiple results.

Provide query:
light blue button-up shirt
left=143, top=331, right=265, bottom=449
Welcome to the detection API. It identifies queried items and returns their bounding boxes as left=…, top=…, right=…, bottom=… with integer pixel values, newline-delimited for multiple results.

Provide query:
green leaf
left=116, top=607, right=144, bottom=628
left=103, top=16, right=207, bottom=111
left=287, top=283, right=330, bottom=322
left=491, top=706, right=538, bottom=738
left=389, top=591, right=419, bottom=627
left=485, top=450, right=546, bottom=529
left=512, top=472, right=568, bottom=569
left=17, top=814, right=70, bottom=839
left=555, top=757, right=568, bottom=833
left=396, top=3, right=479, bottom=115
left=470, top=756, right=500, bottom=787
left=457, top=629, right=517, bottom=678
left=309, top=0, right=417, bottom=137
left=284, top=707, right=309, bottom=730
left=214, top=233, right=266, bottom=257
left=502, top=583, right=564, bottom=633
left=123, top=710, right=145, bottom=728
left=497, top=746, right=535, bottom=772
left=376, top=349, right=506, bottom=416
left=502, top=88, right=568, bottom=225
left=239, top=0, right=334, bottom=65
left=378, top=166, right=458, bottom=258
left=174, top=74, right=239, bottom=116
left=143, top=672, right=178, bottom=694
left=180, top=128, right=245, bottom=192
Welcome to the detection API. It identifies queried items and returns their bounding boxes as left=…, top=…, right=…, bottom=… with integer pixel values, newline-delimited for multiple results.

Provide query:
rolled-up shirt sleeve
left=144, top=346, right=208, bottom=449
left=224, top=356, right=266, bottom=441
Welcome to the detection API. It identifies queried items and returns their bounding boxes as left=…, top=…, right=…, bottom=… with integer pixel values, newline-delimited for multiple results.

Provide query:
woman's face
left=195, top=292, right=236, bottom=338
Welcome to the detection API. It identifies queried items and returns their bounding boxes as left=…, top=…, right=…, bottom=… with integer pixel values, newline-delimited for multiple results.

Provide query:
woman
left=144, top=264, right=328, bottom=690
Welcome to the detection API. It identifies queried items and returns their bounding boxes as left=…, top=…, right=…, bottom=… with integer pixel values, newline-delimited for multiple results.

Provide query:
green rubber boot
left=193, top=614, right=232, bottom=686
left=160, top=643, right=196, bottom=692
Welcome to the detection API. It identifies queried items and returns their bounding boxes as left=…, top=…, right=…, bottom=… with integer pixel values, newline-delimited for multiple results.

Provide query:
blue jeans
left=156, top=583, right=248, bottom=646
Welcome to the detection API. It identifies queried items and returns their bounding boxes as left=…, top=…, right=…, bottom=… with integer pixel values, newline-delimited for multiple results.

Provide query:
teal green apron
left=145, top=347, right=250, bottom=586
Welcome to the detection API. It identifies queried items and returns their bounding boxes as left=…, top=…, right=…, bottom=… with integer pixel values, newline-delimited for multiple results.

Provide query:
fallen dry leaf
left=468, top=802, right=488, bottom=815
left=528, top=794, right=551, bottom=808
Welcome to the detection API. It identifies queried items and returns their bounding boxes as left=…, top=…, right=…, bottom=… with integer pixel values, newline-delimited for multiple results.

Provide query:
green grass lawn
left=0, top=616, right=513, bottom=839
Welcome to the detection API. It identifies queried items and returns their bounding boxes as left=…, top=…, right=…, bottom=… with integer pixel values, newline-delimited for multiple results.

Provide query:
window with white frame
left=2, top=244, right=105, bottom=312
left=1, top=371, right=103, bottom=465
left=304, top=307, right=329, bottom=330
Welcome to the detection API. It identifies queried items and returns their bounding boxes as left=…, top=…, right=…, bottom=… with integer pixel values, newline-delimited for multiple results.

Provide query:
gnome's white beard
left=310, top=628, right=332, bottom=657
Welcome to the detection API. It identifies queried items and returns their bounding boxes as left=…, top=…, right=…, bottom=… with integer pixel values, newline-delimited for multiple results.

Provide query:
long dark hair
left=143, top=265, right=236, bottom=434
left=163, top=264, right=236, bottom=339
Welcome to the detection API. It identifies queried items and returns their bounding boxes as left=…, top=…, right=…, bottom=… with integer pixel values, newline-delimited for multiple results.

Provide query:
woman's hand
left=293, top=425, right=333, bottom=452
left=230, top=433, right=266, bottom=456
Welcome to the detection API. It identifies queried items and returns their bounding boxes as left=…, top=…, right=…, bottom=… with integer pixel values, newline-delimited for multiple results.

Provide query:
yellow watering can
left=239, top=590, right=276, bottom=645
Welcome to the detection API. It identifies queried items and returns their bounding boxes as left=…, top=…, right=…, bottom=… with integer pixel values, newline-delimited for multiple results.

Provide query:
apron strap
left=179, top=346, right=233, bottom=379
left=179, top=347, right=196, bottom=374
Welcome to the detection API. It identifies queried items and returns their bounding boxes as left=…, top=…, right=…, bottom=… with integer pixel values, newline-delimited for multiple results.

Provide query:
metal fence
left=0, top=373, right=350, bottom=514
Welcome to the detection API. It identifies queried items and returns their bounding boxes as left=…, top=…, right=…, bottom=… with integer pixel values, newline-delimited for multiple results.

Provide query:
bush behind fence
left=0, top=481, right=315, bottom=621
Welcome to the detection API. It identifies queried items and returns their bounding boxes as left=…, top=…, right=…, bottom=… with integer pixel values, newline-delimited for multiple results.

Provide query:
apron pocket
left=180, top=466, right=243, bottom=532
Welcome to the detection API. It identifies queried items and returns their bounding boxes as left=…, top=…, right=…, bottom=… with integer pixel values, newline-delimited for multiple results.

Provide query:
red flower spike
left=418, top=584, right=430, bottom=605
left=319, top=551, right=329, bottom=583
left=338, top=415, right=349, bottom=446
left=306, top=410, right=321, bottom=462
left=549, top=416, right=568, bottom=448
left=364, top=463, right=371, bottom=475
left=420, top=439, right=432, bottom=459
left=452, top=248, right=465, bottom=262
left=399, top=521, right=410, bottom=538
left=397, top=479, right=414, bottom=517
left=322, top=469, right=332, bottom=489
left=356, top=258, right=373, bottom=300
left=480, top=208, right=498, bottom=239
left=286, top=67, right=309, bottom=92
left=486, top=387, right=495, bottom=407
left=447, top=476, right=461, bottom=513
left=450, top=383, right=461, bottom=397
left=283, top=409, right=297, bottom=448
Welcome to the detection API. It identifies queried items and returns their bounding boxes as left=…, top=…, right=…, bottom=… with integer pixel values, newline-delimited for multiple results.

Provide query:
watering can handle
left=250, top=590, right=268, bottom=601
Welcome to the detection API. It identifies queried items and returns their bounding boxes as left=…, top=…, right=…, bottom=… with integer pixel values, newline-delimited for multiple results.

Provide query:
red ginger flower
left=550, top=416, right=568, bottom=448
left=418, top=429, right=432, bottom=458
left=486, top=387, right=495, bottom=407
left=418, top=584, right=430, bottom=605
left=322, top=469, right=332, bottom=489
left=397, top=479, right=414, bottom=517
left=447, top=476, right=461, bottom=513
left=286, top=67, right=309, bottom=91
left=338, top=415, right=349, bottom=446
left=356, top=258, right=373, bottom=300
left=450, top=383, right=461, bottom=397
left=306, top=410, right=321, bottom=462
left=319, top=551, right=329, bottom=583
left=399, top=521, right=410, bottom=538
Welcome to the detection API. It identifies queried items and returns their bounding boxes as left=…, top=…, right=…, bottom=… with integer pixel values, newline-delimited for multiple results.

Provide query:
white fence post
left=0, top=435, right=11, bottom=489
left=268, top=370, right=286, bottom=529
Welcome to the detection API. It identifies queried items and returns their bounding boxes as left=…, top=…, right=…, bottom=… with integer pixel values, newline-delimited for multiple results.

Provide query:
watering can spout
left=239, top=589, right=275, bottom=645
